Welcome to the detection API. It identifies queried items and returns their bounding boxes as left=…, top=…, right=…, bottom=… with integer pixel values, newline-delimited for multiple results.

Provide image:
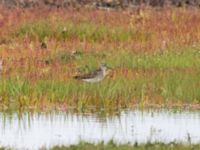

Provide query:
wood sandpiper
left=74, top=64, right=111, bottom=83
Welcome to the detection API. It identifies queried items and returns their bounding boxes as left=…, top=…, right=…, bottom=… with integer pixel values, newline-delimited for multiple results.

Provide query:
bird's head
left=100, top=64, right=112, bottom=76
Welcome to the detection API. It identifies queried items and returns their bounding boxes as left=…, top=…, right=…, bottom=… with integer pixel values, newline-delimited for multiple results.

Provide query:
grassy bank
left=0, top=7, right=200, bottom=111
left=44, top=141, right=200, bottom=150
left=1, top=142, right=200, bottom=150
left=48, top=143, right=200, bottom=150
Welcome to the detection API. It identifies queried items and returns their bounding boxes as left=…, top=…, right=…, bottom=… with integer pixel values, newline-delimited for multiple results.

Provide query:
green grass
left=0, top=63, right=199, bottom=111
left=13, top=20, right=150, bottom=42
left=104, top=48, right=200, bottom=69
left=48, top=47, right=200, bottom=70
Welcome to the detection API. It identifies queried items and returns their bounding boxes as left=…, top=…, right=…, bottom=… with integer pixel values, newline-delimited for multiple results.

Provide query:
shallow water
left=0, top=109, right=200, bottom=150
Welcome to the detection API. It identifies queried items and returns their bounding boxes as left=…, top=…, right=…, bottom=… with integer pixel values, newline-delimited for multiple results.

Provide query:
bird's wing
left=74, top=68, right=101, bottom=79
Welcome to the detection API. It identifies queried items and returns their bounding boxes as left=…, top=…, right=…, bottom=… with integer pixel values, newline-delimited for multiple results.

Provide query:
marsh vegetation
left=0, top=7, right=200, bottom=111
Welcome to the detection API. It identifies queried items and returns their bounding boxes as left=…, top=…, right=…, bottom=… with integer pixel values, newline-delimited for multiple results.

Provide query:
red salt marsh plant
left=1, top=7, right=200, bottom=51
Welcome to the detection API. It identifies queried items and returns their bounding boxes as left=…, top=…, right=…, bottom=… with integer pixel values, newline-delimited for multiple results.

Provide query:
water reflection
left=0, top=109, right=200, bottom=150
